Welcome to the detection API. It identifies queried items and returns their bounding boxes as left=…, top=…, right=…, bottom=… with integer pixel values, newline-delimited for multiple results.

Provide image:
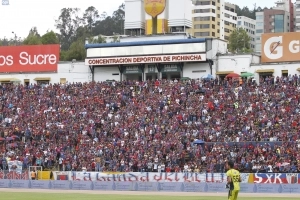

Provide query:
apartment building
left=255, top=0, right=294, bottom=52
left=192, top=0, right=237, bottom=41
left=237, top=16, right=256, bottom=50
left=296, top=0, right=300, bottom=31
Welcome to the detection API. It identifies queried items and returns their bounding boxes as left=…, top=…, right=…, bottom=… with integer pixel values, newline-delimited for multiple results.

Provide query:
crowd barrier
left=0, top=180, right=300, bottom=193
left=1, top=171, right=299, bottom=184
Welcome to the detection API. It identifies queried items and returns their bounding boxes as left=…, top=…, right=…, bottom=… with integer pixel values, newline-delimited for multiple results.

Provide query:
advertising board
left=0, top=44, right=59, bottom=72
left=261, top=32, right=300, bottom=63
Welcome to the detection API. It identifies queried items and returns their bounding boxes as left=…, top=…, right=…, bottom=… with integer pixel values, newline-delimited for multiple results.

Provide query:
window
left=212, top=24, right=215, bottom=29
left=194, top=32, right=210, bottom=37
left=194, top=9, right=210, bottom=13
left=194, top=24, right=210, bottom=29
left=217, top=29, right=220, bottom=33
left=194, top=17, right=210, bottom=21
left=217, top=22, right=220, bottom=25
left=256, top=29, right=263, bottom=33
left=225, top=13, right=230, bottom=18
left=212, top=32, right=215, bottom=36
left=224, top=36, right=229, bottom=40
left=194, top=1, right=210, bottom=5
left=218, top=7, right=220, bottom=10
left=274, top=14, right=284, bottom=32
left=212, top=17, right=215, bottom=21
left=217, top=14, right=220, bottom=18
left=212, top=9, right=215, bottom=13
left=256, top=15, right=263, bottom=20
left=256, top=44, right=261, bottom=52
left=256, top=37, right=260, bottom=40
left=224, top=28, right=230, bottom=33
left=224, top=21, right=230, bottom=25
left=60, top=78, right=66, bottom=84
left=256, top=22, right=263, bottom=26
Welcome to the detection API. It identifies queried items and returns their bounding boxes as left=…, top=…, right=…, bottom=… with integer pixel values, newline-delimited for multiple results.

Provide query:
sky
left=0, top=0, right=294, bottom=39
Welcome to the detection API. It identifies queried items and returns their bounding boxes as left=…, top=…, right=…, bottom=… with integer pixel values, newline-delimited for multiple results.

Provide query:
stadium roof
left=85, top=38, right=206, bottom=49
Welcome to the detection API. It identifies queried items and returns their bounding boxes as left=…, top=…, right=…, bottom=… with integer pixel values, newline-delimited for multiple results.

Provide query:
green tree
left=41, top=31, right=59, bottom=44
left=66, top=39, right=86, bottom=61
left=55, top=8, right=84, bottom=51
left=228, top=28, right=251, bottom=53
left=88, top=35, right=107, bottom=44
left=112, top=3, right=125, bottom=35
left=23, top=27, right=42, bottom=45
left=93, top=4, right=125, bottom=36
left=83, top=6, right=100, bottom=33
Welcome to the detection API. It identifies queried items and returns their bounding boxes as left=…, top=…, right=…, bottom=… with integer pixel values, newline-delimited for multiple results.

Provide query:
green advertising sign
left=162, top=64, right=180, bottom=72
left=124, top=66, right=142, bottom=74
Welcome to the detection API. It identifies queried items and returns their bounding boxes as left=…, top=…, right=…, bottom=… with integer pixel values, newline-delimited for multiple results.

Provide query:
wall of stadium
left=0, top=61, right=90, bottom=85
left=216, top=54, right=300, bottom=82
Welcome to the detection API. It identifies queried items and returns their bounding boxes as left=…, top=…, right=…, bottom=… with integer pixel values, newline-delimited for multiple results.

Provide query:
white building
left=85, top=34, right=227, bottom=81
left=216, top=53, right=299, bottom=83
left=237, top=16, right=256, bottom=50
left=0, top=61, right=90, bottom=85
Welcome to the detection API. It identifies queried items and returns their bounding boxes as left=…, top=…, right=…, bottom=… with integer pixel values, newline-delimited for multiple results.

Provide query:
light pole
left=12, top=31, right=17, bottom=45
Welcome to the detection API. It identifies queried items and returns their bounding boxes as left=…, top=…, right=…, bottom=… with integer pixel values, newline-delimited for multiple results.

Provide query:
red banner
left=0, top=44, right=59, bottom=72
left=0, top=171, right=28, bottom=180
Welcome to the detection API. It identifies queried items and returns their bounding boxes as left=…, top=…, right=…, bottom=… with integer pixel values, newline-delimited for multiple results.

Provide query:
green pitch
left=1, top=193, right=299, bottom=200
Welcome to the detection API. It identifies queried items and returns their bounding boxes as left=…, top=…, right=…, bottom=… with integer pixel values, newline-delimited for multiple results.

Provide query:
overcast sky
left=0, top=0, right=294, bottom=39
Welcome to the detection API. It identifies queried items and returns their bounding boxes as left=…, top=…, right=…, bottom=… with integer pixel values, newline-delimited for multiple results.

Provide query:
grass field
left=1, top=192, right=299, bottom=200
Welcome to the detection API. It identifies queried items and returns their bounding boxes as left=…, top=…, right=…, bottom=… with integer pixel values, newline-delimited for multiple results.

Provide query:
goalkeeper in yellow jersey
left=225, top=160, right=242, bottom=200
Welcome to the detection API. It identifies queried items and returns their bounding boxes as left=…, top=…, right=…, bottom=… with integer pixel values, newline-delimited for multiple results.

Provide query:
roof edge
left=85, top=38, right=206, bottom=49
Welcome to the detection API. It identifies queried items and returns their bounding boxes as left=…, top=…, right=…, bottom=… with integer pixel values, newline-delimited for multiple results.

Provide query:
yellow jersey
left=226, top=169, right=240, bottom=191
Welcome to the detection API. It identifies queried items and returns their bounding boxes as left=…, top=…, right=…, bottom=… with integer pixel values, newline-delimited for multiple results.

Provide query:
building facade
left=217, top=32, right=300, bottom=83
left=85, top=35, right=228, bottom=82
left=124, top=0, right=192, bottom=36
left=296, top=0, right=300, bottom=31
left=192, top=0, right=237, bottom=41
left=255, top=0, right=294, bottom=52
left=237, top=16, right=256, bottom=50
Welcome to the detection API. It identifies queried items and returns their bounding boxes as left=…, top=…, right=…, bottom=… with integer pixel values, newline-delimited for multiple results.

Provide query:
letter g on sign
left=264, top=36, right=283, bottom=60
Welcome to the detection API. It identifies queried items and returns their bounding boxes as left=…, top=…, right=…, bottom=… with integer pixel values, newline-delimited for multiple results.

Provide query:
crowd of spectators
left=0, top=75, right=300, bottom=174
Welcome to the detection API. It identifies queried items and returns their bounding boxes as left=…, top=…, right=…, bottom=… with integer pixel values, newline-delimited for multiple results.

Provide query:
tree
left=88, top=35, right=107, bottom=44
left=112, top=3, right=125, bottom=35
left=66, top=39, right=86, bottom=61
left=228, top=28, right=251, bottom=53
left=0, top=37, right=15, bottom=46
left=55, top=8, right=84, bottom=51
left=23, top=27, right=42, bottom=45
left=41, top=31, right=59, bottom=44
left=83, top=6, right=100, bottom=33
left=93, top=4, right=125, bottom=36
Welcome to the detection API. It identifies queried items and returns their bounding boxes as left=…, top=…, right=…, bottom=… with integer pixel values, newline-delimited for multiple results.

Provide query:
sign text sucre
left=86, top=54, right=206, bottom=66
left=0, top=52, right=57, bottom=66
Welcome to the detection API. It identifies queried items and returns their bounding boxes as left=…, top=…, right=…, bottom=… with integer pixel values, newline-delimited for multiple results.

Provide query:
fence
left=0, top=180, right=300, bottom=193
left=0, top=171, right=299, bottom=183
left=0, top=171, right=300, bottom=193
